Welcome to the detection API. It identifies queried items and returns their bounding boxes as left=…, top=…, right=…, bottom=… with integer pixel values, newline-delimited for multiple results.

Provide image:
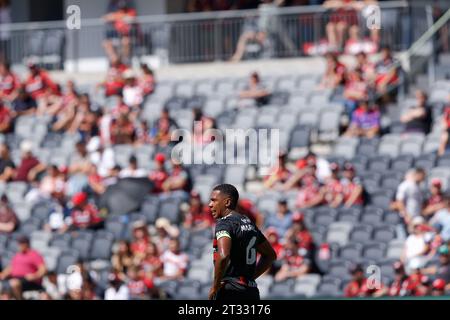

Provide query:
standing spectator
left=423, top=179, right=446, bottom=219
left=13, top=140, right=46, bottom=183
left=344, top=100, right=381, bottom=138
left=265, top=199, right=293, bottom=236
left=238, top=72, right=271, bottom=107
left=119, top=155, right=147, bottom=178
left=0, top=143, right=14, bottom=182
left=274, top=238, right=310, bottom=282
left=0, top=195, right=17, bottom=235
left=104, top=273, right=129, bottom=300
left=400, top=90, right=432, bottom=135
left=0, top=60, right=19, bottom=102
left=391, top=168, right=426, bottom=225
left=0, top=236, right=46, bottom=300
left=159, top=238, right=188, bottom=281
left=324, top=0, right=359, bottom=50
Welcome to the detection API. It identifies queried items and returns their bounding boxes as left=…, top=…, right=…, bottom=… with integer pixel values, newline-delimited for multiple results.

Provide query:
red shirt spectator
left=0, top=102, right=12, bottom=133
left=266, top=228, right=283, bottom=259
left=102, top=60, right=128, bottom=97
left=344, top=264, right=383, bottom=297
left=24, top=64, right=58, bottom=100
left=69, top=192, right=103, bottom=229
left=130, top=221, right=150, bottom=257
left=149, top=153, right=168, bottom=194
left=14, top=141, right=41, bottom=182
left=0, top=62, right=20, bottom=100
left=288, top=213, right=314, bottom=252
left=139, top=63, right=155, bottom=96
left=296, top=174, right=322, bottom=209
left=184, top=192, right=214, bottom=229
left=110, top=114, right=135, bottom=145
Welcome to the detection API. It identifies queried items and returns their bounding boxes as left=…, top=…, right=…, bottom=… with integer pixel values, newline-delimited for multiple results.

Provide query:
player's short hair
left=213, top=184, right=239, bottom=210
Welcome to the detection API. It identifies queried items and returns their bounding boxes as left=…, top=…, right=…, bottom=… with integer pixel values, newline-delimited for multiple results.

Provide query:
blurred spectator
left=0, top=60, right=19, bottom=102
left=43, top=80, right=79, bottom=117
left=429, top=197, right=450, bottom=242
left=265, top=199, right=293, bottom=236
left=0, top=236, right=46, bottom=300
left=401, top=217, right=430, bottom=272
left=130, top=220, right=150, bottom=261
left=104, top=273, right=129, bottom=300
left=25, top=165, right=66, bottom=203
left=149, top=114, right=174, bottom=147
left=102, top=0, right=137, bottom=63
left=68, top=94, right=99, bottom=141
left=148, top=153, right=169, bottom=194
left=159, top=238, right=188, bottom=281
left=438, top=102, right=450, bottom=156
left=423, top=179, right=445, bottom=219
left=0, top=100, right=11, bottom=133
left=97, top=57, right=127, bottom=97
left=344, top=100, right=380, bottom=138
left=274, top=238, right=310, bottom=281
left=0, top=0, right=11, bottom=60
left=60, top=192, right=104, bottom=232
left=295, top=174, right=323, bottom=209
left=139, top=63, right=155, bottom=97
left=285, top=212, right=313, bottom=255
left=111, top=240, right=134, bottom=280
left=0, top=195, right=17, bottom=235
left=400, top=90, right=432, bottom=135
left=11, top=85, right=37, bottom=119
left=322, top=162, right=343, bottom=208
left=13, top=140, right=46, bottom=183
left=192, top=108, right=216, bottom=145
left=119, top=155, right=147, bottom=178
left=0, top=143, right=14, bottom=181
left=182, top=191, right=214, bottom=231
left=140, top=242, right=163, bottom=282
left=319, top=53, right=346, bottom=89
left=402, top=263, right=430, bottom=296
left=264, top=153, right=291, bottom=190
left=323, top=0, right=360, bottom=50
left=135, top=120, right=151, bottom=145
left=384, top=262, right=408, bottom=296
left=153, top=218, right=179, bottom=254
left=422, top=245, right=450, bottom=286
left=391, top=168, right=426, bottom=225
left=161, top=159, right=191, bottom=193
left=355, top=52, right=375, bottom=83
left=24, top=63, right=58, bottom=103
left=122, top=69, right=144, bottom=112
left=126, top=265, right=153, bottom=300
left=431, top=278, right=446, bottom=296
left=238, top=72, right=271, bottom=107
left=87, top=137, right=116, bottom=178
left=374, top=46, right=399, bottom=100
left=338, top=162, right=364, bottom=207
left=343, top=69, right=369, bottom=116
left=41, top=271, right=62, bottom=300
left=344, top=263, right=383, bottom=297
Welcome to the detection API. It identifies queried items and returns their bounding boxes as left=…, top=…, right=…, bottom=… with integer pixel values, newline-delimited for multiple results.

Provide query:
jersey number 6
left=246, top=236, right=257, bottom=265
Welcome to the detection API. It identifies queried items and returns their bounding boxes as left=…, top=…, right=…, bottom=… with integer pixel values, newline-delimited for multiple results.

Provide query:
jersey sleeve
left=255, top=227, right=268, bottom=245
left=214, top=219, right=233, bottom=241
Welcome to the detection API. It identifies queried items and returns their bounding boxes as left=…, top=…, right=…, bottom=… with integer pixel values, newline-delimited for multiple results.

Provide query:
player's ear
left=224, top=197, right=231, bottom=209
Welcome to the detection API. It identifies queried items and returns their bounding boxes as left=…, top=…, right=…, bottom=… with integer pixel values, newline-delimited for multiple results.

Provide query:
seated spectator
left=391, top=168, right=426, bottom=225
left=13, top=140, right=46, bottom=183
left=87, top=163, right=107, bottom=195
left=400, top=90, right=432, bottom=134
left=102, top=165, right=122, bottom=188
left=11, top=85, right=37, bottom=118
left=265, top=227, right=284, bottom=264
left=438, top=102, right=450, bottom=156
left=355, top=51, right=375, bottom=83
left=130, top=221, right=150, bottom=261
left=274, top=238, right=310, bottom=282
left=25, top=165, right=66, bottom=203
left=68, top=95, right=99, bottom=141
left=0, top=143, right=15, bottom=182
left=149, top=115, right=173, bottom=147
left=422, top=245, right=450, bottom=287
left=0, top=100, right=12, bottom=133
left=265, top=199, right=293, bottom=236
left=140, top=242, right=163, bottom=282
left=384, top=261, right=409, bottom=297
left=285, top=212, right=313, bottom=256
left=97, top=57, right=127, bottom=97
left=337, top=162, right=364, bottom=207
left=42, top=80, right=79, bottom=117
left=161, top=159, right=191, bottom=193
left=264, top=153, right=291, bottom=190
left=238, top=72, right=271, bottom=107
left=24, top=62, right=58, bottom=102
left=148, top=153, right=169, bottom=194
left=139, top=63, right=155, bottom=97
left=401, top=217, right=430, bottom=272
left=0, top=236, right=46, bottom=300
left=159, top=238, right=188, bottom=281
left=41, top=271, right=63, bottom=300
left=319, top=53, right=346, bottom=89
left=374, top=46, right=400, bottom=99
left=60, top=192, right=104, bottom=232
left=0, top=60, right=20, bottom=102
left=192, top=108, right=216, bottom=145
left=122, top=69, right=144, bottom=112
left=182, top=191, right=214, bottom=231
left=344, top=263, right=384, bottom=297
left=104, top=273, right=129, bottom=300
left=402, top=263, right=431, bottom=296
left=295, top=173, right=323, bottom=209
left=135, top=120, right=151, bottom=145
left=153, top=218, right=179, bottom=254
left=126, top=265, right=153, bottom=300
left=344, top=100, right=381, bottom=138
left=429, top=197, right=450, bottom=242
left=431, top=278, right=447, bottom=296
left=87, top=137, right=116, bottom=178
left=0, top=195, right=18, bottom=235
left=119, top=155, right=147, bottom=178
left=423, top=179, right=446, bottom=219
left=343, top=69, right=369, bottom=116
left=111, top=240, right=134, bottom=281
left=321, top=162, right=343, bottom=208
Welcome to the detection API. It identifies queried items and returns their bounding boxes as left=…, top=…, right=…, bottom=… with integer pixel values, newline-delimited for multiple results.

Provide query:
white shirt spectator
left=396, top=179, right=423, bottom=218
left=105, top=285, right=130, bottom=300
left=123, top=85, right=144, bottom=107
left=119, top=167, right=148, bottom=178
left=160, top=251, right=188, bottom=278
left=90, top=147, right=115, bottom=178
left=404, top=232, right=428, bottom=271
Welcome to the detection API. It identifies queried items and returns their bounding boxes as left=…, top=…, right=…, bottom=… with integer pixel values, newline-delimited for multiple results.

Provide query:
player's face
left=209, top=190, right=228, bottom=219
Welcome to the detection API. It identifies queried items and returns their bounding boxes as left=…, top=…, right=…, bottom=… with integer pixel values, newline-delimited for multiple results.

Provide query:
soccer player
left=208, top=184, right=276, bottom=300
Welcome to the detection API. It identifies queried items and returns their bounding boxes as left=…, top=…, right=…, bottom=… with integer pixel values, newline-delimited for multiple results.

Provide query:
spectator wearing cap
left=401, top=217, right=430, bottom=272
left=344, top=263, right=384, bottom=298
left=119, top=155, right=147, bottom=178
left=337, top=162, right=364, bottom=208
left=321, top=162, right=344, bottom=208
left=149, top=153, right=169, bottom=194
left=422, top=245, right=450, bottom=287
left=391, top=168, right=426, bottom=225
left=285, top=212, right=313, bottom=255
left=158, top=238, right=189, bottom=282
left=61, top=192, right=104, bottom=233
left=429, top=197, right=450, bottom=242
left=111, top=240, right=134, bottom=281
left=13, top=140, right=46, bottom=183
left=0, top=143, right=14, bottom=182
left=344, top=100, right=381, bottom=139
left=104, top=273, right=130, bottom=300
left=431, top=278, right=447, bottom=296
left=423, top=179, right=446, bottom=219
left=182, top=191, right=214, bottom=231
left=265, top=199, right=293, bottom=237
left=0, top=195, right=18, bottom=235
left=274, top=238, right=310, bottom=282
left=0, top=236, right=46, bottom=300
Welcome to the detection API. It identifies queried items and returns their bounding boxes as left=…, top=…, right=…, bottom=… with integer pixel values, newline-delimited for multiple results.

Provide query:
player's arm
left=209, top=234, right=231, bottom=299
left=254, top=239, right=277, bottom=280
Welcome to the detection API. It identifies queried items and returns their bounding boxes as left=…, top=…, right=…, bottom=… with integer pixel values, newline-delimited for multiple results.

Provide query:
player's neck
left=222, top=209, right=234, bottom=218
